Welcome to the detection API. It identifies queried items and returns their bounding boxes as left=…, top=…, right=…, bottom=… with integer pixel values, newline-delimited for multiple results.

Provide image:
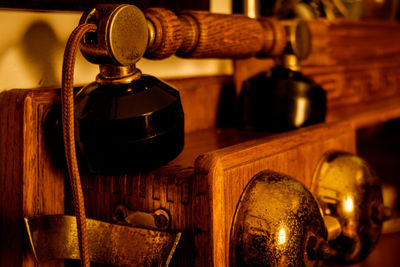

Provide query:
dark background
left=0, top=0, right=209, bottom=11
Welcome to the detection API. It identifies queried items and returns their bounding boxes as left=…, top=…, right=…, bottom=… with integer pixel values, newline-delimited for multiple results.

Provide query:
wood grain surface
left=144, top=8, right=287, bottom=59
left=234, top=19, right=400, bottom=96
left=0, top=89, right=64, bottom=267
left=234, top=59, right=400, bottom=129
left=144, top=8, right=184, bottom=59
left=1, top=64, right=400, bottom=266
left=234, top=20, right=400, bottom=126
left=0, top=83, right=357, bottom=267
left=2, top=18, right=400, bottom=264
left=166, top=75, right=236, bottom=133
left=0, top=76, right=234, bottom=267
left=304, top=20, right=400, bottom=66
left=326, top=95, right=400, bottom=129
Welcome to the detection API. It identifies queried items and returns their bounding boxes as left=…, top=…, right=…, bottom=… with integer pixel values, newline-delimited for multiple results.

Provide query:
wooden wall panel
left=234, top=58, right=400, bottom=113
left=304, top=20, right=400, bottom=66
left=167, top=75, right=235, bottom=133
left=0, top=91, right=26, bottom=267
left=233, top=20, right=400, bottom=128
left=0, top=90, right=64, bottom=267
left=0, top=83, right=357, bottom=267
left=0, top=75, right=232, bottom=267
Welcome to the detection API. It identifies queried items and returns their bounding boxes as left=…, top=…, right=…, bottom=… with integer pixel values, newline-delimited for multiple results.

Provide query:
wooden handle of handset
left=144, top=8, right=287, bottom=59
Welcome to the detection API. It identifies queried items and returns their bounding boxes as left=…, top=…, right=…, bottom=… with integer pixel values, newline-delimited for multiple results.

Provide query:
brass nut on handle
left=323, top=215, right=342, bottom=241
left=113, top=204, right=171, bottom=231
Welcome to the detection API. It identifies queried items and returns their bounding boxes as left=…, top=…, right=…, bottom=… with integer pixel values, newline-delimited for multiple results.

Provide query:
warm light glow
left=344, top=196, right=354, bottom=213
left=245, top=0, right=258, bottom=18
left=294, top=97, right=307, bottom=127
left=278, top=227, right=286, bottom=245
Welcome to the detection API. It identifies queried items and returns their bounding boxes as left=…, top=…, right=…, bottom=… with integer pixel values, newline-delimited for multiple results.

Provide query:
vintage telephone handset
left=61, top=5, right=185, bottom=266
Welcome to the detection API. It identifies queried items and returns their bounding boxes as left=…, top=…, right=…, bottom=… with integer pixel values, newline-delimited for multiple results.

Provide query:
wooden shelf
left=170, top=91, right=400, bottom=168
left=169, top=92, right=400, bottom=168
left=168, top=128, right=270, bottom=167
left=327, top=96, right=400, bottom=129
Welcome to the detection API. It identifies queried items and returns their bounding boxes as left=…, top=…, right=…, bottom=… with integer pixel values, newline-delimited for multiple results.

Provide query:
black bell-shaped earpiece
left=238, top=20, right=326, bottom=132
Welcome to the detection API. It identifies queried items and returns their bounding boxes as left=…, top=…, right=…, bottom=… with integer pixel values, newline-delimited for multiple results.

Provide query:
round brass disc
left=311, top=151, right=384, bottom=265
left=107, top=5, right=148, bottom=65
left=291, top=20, right=311, bottom=60
left=280, top=19, right=311, bottom=60
left=230, top=170, right=327, bottom=267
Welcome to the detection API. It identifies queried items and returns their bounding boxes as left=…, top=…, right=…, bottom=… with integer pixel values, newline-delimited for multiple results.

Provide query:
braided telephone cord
left=61, top=23, right=97, bottom=267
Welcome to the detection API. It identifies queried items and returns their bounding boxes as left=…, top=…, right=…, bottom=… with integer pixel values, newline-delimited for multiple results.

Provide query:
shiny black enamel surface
left=239, top=67, right=326, bottom=132
left=75, top=75, right=184, bottom=174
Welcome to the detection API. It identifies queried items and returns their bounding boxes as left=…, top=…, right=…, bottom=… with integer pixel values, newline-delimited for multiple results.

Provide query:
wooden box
left=0, top=86, right=355, bottom=266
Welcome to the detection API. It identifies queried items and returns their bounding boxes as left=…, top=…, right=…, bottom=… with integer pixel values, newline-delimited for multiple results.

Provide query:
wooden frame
left=0, top=85, right=356, bottom=266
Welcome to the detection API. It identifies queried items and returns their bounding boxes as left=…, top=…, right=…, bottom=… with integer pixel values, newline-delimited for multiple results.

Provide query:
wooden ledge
left=327, top=96, right=400, bottom=129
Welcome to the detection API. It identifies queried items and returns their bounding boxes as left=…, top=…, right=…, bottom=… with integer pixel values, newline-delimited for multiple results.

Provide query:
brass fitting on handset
left=79, top=4, right=148, bottom=66
left=79, top=5, right=148, bottom=84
